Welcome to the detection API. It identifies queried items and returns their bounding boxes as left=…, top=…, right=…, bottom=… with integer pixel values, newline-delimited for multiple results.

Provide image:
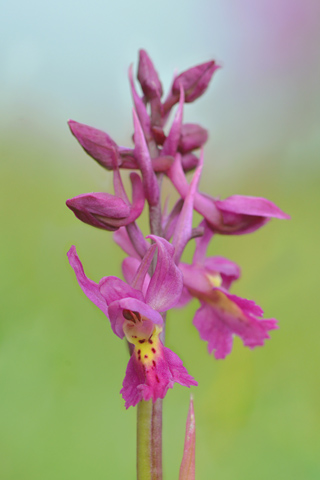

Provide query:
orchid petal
left=67, top=246, right=109, bottom=317
left=216, top=195, right=291, bottom=219
left=193, top=293, right=278, bottom=359
left=181, top=153, right=200, bottom=172
left=133, top=108, right=160, bottom=206
left=128, top=65, right=154, bottom=146
left=161, top=86, right=184, bottom=157
left=173, top=152, right=203, bottom=264
left=193, top=220, right=214, bottom=265
left=122, top=257, right=151, bottom=296
left=99, top=276, right=144, bottom=305
left=121, top=339, right=197, bottom=408
left=113, top=227, right=140, bottom=259
left=204, top=256, right=241, bottom=289
left=131, top=243, right=157, bottom=292
left=145, top=236, right=183, bottom=311
left=108, top=297, right=163, bottom=339
left=213, top=195, right=290, bottom=234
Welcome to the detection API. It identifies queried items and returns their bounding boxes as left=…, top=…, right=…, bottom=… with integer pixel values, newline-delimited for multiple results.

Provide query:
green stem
left=137, top=400, right=153, bottom=480
left=151, top=399, right=163, bottom=479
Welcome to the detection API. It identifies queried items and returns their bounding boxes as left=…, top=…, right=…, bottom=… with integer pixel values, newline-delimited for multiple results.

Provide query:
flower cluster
left=66, top=50, right=289, bottom=408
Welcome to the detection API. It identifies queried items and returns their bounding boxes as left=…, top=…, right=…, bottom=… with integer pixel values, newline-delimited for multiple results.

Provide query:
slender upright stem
left=137, top=400, right=153, bottom=480
left=137, top=158, right=164, bottom=480
left=151, top=399, right=163, bottom=479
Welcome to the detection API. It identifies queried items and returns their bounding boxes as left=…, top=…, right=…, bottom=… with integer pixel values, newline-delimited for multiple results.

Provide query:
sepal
left=179, top=396, right=196, bottom=480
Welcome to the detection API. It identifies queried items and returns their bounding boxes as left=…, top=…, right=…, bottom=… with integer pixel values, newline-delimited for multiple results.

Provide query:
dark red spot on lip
left=155, top=375, right=160, bottom=383
left=144, top=355, right=148, bottom=359
left=152, top=360, right=156, bottom=367
left=139, top=339, right=145, bottom=344
left=132, top=335, right=137, bottom=338
left=123, top=309, right=134, bottom=321
left=137, top=349, right=141, bottom=355
left=151, top=348, right=156, bottom=354
left=132, top=311, right=142, bottom=322
left=148, top=338, right=153, bottom=344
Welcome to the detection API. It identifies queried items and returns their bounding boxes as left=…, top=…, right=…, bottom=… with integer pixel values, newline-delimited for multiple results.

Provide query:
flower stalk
left=137, top=400, right=153, bottom=480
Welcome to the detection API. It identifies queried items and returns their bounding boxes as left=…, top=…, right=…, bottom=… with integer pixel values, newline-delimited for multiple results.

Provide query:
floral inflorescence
left=66, top=49, right=289, bottom=408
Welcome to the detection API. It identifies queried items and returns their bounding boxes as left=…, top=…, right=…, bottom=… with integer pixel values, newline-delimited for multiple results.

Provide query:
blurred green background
left=1, top=1, right=320, bottom=479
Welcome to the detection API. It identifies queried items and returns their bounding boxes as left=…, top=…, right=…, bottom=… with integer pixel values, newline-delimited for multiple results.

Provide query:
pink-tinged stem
left=179, top=396, right=196, bottom=480
left=151, top=398, right=163, bottom=479
left=137, top=400, right=153, bottom=480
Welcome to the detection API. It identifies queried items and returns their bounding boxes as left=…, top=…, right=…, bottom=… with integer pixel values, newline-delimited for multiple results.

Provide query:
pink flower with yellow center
left=67, top=235, right=197, bottom=408
left=178, top=221, right=278, bottom=359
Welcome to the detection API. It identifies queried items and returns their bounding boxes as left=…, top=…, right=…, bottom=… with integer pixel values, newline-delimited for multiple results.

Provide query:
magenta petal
left=173, top=155, right=203, bottom=264
left=120, top=342, right=197, bottom=408
left=214, top=195, right=290, bottom=234
left=99, top=276, right=144, bottom=305
left=179, top=263, right=214, bottom=296
left=193, top=303, right=233, bottom=359
left=108, top=297, right=163, bottom=338
left=131, top=243, right=157, bottom=292
left=145, top=236, right=183, bottom=311
left=204, top=256, right=241, bottom=289
left=127, top=172, right=145, bottom=222
left=192, top=220, right=214, bottom=265
left=67, top=246, right=109, bottom=317
left=216, top=195, right=290, bottom=219
left=161, top=86, right=184, bottom=157
left=152, top=155, right=175, bottom=172
left=137, top=49, right=163, bottom=100
left=193, top=297, right=278, bottom=359
left=113, top=227, right=140, bottom=259
left=128, top=66, right=154, bottom=143
left=175, top=286, right=193, bottom=309
left=133, top=109, right=160, bottom=206
left=181, top=153, right=200, bottom=172
left=122, top=257, right=151, bottom=296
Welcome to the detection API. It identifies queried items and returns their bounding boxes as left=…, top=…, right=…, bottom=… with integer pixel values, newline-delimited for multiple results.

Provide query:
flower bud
left=66, top=192, right=130, bottom=231
left=68, top=120, right=136, bottom=170
left=179, top=123, right=208, bottom=153
left=172, top=60, right=219, bottom=103
left=137, top=49, right=163, bottom=100
left=66, top=173, right=145, bottom=231
left=181, top=153, right=199, bottom=172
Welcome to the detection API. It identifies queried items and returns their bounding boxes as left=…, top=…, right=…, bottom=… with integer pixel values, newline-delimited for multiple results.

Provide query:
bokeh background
left=1, top=0, right=320, bottom=478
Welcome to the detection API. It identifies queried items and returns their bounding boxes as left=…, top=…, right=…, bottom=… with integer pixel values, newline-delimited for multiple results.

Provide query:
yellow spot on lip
left=206, top=273, right=222, bottom=288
